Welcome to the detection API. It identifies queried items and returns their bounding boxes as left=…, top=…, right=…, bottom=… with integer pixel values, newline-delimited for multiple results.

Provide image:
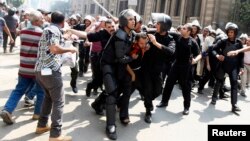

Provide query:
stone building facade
left=69, top=0, right=235, bottom=29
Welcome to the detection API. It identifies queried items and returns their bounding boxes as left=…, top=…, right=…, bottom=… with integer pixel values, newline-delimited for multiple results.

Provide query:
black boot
left=182, top=108, right=189, bottom=115
left=144, top=110, right=152, bottom=124
left=156, top=102, right=168, bottom=108
left=211, top=97, right=217, bottom=105
left=86, top=83, right=92, bottom=97
left=219, top=89, right=229, bottom=99
left=106, top=125, right=117, bottom=140
left=232, top=104, right=241, bottom=112
left=91, top=102, right=104, bottom=115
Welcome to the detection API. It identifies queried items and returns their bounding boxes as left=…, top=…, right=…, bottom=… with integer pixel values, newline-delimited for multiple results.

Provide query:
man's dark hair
left=135, top=32, right=147, bottom=41
left=51, top=11, right=65, bottom=24
left=185, top=24, right=193, bottom=32
left=105, top=19, right=113, bottom=26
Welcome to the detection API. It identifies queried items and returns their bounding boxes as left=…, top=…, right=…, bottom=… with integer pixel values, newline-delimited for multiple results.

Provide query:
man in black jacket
left=141, top=13, right=176, bottom=123
left=100, top=9, right=136, bottom=140
left=157, top=23, right=201, bottom=115
left=211, top=22, right=244, bottom=112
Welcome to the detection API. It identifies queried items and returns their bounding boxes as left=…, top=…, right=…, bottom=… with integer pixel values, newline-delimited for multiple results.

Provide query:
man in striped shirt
left=0, top=10, right=44, bottom=125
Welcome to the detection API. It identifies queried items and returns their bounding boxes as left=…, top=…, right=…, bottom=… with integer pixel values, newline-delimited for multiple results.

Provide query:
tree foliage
left=230, top=0, right=250, bottom=24
left=238, top=1, right=250, bottom=25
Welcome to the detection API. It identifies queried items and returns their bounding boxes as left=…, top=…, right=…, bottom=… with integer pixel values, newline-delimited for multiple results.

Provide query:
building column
left=212, top=0, right=220, bottom=29
left=143, top=0, right=155, bottom=23
left=200, top=0, right=207, bottom=27
left=180, top=0, right=187, bottom=25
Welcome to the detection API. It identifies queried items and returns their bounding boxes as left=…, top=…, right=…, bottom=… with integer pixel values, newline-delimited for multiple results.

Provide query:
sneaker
left=49, top=135, right=72, bottom=141
left=106, top=125, right=117, bottom=140
left=32, top=114, right=39, bottom=120
left=24, top=96, right=35, bottom=107
left=35, top=125, right=50, bottom=134
left=0, top=110, right=14, bottom=125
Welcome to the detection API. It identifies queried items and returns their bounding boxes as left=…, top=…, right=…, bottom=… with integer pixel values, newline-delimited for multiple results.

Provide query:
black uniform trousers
left=3, top=32, right=16, bottom=52
left=212, top=66, right=238, bottom=105
left=89, top=52, right=103, bottom=90
left=130, top=68, right=144, bottom=98
left=79, top=44, right=90, bottom=73
left=70, top=62, right=78, bottom=88
left=142, top=71, right=163, bottom=111
left=70, top=43, right=79, bottom=88
left=198, top=59, right=217, bottom=90
left=161, top=63, right=192, bottom=109
left=102, top=64, right=132, bottom=126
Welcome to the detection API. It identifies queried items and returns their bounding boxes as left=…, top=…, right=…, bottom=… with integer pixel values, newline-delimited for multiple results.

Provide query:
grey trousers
left=36, top=71, right=64, bottom=138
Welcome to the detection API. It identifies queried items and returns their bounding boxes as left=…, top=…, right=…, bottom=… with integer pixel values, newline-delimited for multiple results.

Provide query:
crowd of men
left=0, top=3, right=250, bottom=141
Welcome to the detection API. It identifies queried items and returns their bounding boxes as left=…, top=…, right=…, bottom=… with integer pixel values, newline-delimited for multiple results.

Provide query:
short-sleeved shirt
left=3, top=15, right=18, bottom=33
left=35, top=24, right=64, bottom=72
left=19, top=25, right=43, bottom=78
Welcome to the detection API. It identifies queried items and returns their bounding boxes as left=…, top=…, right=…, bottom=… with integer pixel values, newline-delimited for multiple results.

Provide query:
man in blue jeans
left=0, top=10, right=45, bottom=124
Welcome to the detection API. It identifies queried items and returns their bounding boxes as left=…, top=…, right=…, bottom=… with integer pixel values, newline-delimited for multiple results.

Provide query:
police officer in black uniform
left=78, top=15, right=92, bottom=77
left=100, top=9, right=136, bottom=140
left=211, top=22, right=244, bottom=112
left=85, top=19, right=115, bottom=97
left=157, top=23, right=201, bottom=115
left=141, top=13, right=175, bottom=123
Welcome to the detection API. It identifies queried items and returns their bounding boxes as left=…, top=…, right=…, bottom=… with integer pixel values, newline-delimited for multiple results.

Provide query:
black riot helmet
left=225, top=22, right=238, bottom=36
left=119, top=9, right=136, bottom=28
left=151, top=13, right=172, bottom=32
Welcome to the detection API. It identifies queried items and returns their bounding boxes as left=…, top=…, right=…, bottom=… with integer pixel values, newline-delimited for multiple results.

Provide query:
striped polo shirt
left=19, top=25, right=43, bottom=78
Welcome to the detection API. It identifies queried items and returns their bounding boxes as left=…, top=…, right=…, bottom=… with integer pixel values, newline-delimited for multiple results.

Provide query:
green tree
left=238, top=2, right=250, bottom=25
left=230, top=0, right=250, bottom=34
